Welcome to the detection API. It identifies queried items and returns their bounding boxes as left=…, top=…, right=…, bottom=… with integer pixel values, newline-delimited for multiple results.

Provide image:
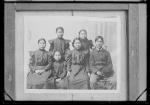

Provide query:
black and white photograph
left=16, top=11, right=127, bottom=93
left=4, top=2, right=147, bottom=101
left=15, top=11, right=129, bottom=100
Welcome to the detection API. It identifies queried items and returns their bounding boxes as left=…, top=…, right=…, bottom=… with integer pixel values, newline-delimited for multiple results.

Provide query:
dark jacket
left=89, top=48, right=114, bottom=78
left=52, top=60, right=67, bottom=79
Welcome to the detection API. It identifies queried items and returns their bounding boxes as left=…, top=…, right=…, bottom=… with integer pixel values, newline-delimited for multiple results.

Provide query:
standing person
left=27, top=38, right=53, bottom=89
left=78, top=29, right=93, bottom=83
left=48, top=26, right=70, bottom=61
left=52, top=51, right=68, bottom=89
left=89, top=36, right=115, bottom=89
left=66, top=38, right=90, bottom=89
left=78, top=29, right=93, bottom=52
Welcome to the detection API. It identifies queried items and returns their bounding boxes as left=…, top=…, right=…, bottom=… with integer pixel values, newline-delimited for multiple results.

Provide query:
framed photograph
left=4, top=3, right=147, bottom=101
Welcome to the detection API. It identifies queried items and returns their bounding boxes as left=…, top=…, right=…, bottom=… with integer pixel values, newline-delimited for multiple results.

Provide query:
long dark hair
left=52, top=50, right=64, bottom=62
left=56, top=26, right=64, bottom=33
left=95, top=36, right=104, bottom=42
left=72, top=37, right=81, bottom=48
left=78, top=29, right=87, bottom=35
left=38, top=38, right=46, bottom=44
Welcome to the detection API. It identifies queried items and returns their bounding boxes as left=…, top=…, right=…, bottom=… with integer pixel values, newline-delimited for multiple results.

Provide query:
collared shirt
left=95, top=47, right=103, bottom=52
left=89, top=47, right=114, bottom=78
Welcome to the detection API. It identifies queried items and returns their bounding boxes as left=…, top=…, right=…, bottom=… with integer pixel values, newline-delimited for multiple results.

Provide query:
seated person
left=52, top=51, right=68, bottom=89
left=66, top=38, right=90, bottom=89
left=27, top=38, right=53, bottom=89
left=89, top=36, right=116, bottom=89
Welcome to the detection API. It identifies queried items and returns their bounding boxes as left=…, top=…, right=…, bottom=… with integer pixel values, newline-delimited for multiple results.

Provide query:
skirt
left=55, top=77, right=69, bottom=89
left=27, top=70, right=51, bottom=89
left=68, top=65, right=89, bottom=89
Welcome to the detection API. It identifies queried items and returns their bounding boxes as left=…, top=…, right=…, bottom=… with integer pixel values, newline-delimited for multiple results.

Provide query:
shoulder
left=29, top=51, right=35, bottom=57
left=82, top=49, right=89, bottom=55
left=53, top=61, right=57, bottom=67
left=64, top=39, right=71, bottom=44
left=48, top=38, right=56, bottom=44
left=48, top=40, right=53, bottom=44
left=46, top=51, right=53, bottom=56
left=102, top=48, right=110, bottom=56
left=53, top=61, right=58, bottom=65
left=66, top=50, right=74, bottom=57
left=88, top=40, right=93, bottom=44
left=87, top=39, right=92, bottom=42
left=90, top=48, right=96, bottom=53
left=29, top=49, right=40, bottom=56
left=84, top=38, right=92, bottom=43
left=45, top=50, right=50, bottom=54
left=61, top=61, right=67, bottom=66
left=84, top=39, right=93, bottom=47
left=67, top=50, right=73, bottom=55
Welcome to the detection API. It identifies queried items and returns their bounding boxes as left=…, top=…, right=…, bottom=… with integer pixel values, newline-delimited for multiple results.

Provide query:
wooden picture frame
left=4, top=3, right=147, bottom=101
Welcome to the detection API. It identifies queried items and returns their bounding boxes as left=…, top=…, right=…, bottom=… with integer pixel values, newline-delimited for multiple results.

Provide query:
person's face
left=79, top=31, right=87, bottom=39
left=56, top=29, right=64, bottom=38
left=54, top=51, right=61, bottom=61
left=38, top=40, right=46, bottom=50
left=74, top=40, right=81, bottom=50
left=95, top=38, right=104, bottom=49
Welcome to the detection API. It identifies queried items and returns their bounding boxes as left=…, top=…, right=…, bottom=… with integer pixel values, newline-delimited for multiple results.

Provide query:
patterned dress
left=66, top=49, right=90, bottom=89
left=27, top=49, right=53, bottom=89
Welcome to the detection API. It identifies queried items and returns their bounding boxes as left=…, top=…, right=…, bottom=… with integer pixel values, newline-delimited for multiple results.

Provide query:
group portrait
left=21, top=12, right=126, bottom=92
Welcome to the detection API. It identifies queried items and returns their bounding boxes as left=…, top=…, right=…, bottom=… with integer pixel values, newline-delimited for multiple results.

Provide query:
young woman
left=78, top=29, right=93, bottom=52
left=66, top=38, right=90, bottom=89
left=52, top=51, right=68, bottom=89
left=27, top=38, right=53, bottom=89
left=78, top=29, right=93, bottom=80
left=48, top=26, right=70, bottom=61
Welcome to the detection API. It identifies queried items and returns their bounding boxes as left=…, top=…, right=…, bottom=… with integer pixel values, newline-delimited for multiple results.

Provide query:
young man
left=89, top=36, right=115, bottom=89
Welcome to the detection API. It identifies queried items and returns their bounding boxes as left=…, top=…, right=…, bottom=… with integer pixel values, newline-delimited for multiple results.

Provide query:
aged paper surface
left=15, top=11, right=127, bottom=100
